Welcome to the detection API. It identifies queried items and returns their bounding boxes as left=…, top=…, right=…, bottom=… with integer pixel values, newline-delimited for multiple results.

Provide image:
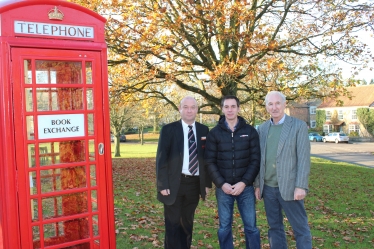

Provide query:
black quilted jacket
left=204, top=116, right=261, bottom=188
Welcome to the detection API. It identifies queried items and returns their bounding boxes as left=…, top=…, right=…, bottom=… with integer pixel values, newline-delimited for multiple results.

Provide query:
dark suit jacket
left=156, top=120, right=211, bottom=205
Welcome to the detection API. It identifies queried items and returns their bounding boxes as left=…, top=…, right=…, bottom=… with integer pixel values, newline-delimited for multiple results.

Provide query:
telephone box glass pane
left=94, top=240, right=100, bottom=247
left=40, top=166, right=86, bottom=193
left=29, top=171, right=37, bottom=195
left=25, top=88, right=33, bottom=111
left=32, top=226, right=40, bottom=244
left=43, top=221, right=63, bottom=245
left=40, top=168, right=61, bottom=193
left=39, top=142, right=59, bottom=166
left=31, top=199, right=38, bottom=221
left=42, top=192, right=88, bottom=219
left=91, top=190, right=97, bottom=212
left=26, top=116, right=35, bottom=140
left=36, top=88, right=56, bottom=111
left=59, top=140, right=86, bottom=163
left=39, top=145, right=50, bottom=166
left=88, top=113, right=94, bottom=135
left=86, top=62, right=92, bottom=84
left=42, top=196, right=62, bottom=219
left=89, top=139, right=95, bottom=161
left=55, top=88, right=84, bottom=110
left=93, top=215, right=99, bottom=236
left=87, top=88, right=93, bottom=110
left=28, top=144, right=36, bottom=167
left=24, top=59, right=32, bottom=84
left=43, top=218, right=89, bottom=246
left=36, top=60, right=82, bottom=84
left=36, top=88, right=84, bottom=111
left=90, top=165, right=96, bottom=187
left=38, top=140, right=86, bottom=166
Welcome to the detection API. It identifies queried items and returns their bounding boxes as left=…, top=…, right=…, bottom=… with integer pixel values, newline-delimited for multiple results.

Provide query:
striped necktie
left=188, top=125, right=198, bottom=175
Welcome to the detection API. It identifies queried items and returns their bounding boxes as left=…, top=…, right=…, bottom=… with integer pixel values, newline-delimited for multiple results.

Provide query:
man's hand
left=294, top=187, right=306, bottom=200
left=255, top=187, right=262, bottom=200
left=221, top=183, right=233, bottom=194
left=231, top=182, right=246, bottom=196
left=205, top=187, right=210, bottom=196
left=160, top=189, right=170, bottom=196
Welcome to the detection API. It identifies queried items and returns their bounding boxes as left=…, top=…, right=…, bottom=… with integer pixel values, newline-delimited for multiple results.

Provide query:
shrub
left=349, top=131, right=359, bottom=137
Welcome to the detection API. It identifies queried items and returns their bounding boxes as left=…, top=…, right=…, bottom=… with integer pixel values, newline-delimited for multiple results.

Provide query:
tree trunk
left=221, top=81, right=238, bottom=96
left=153, top=115, right=157, bottom=133
left=250, top=100, right=256, bottom=126
left=140, top=127, right=144, bottom=145
left=114, top=136, right=121, bottom=157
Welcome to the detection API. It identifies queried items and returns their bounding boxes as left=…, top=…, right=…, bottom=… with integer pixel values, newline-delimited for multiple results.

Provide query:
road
left=310, top=142, right=374, bottom=168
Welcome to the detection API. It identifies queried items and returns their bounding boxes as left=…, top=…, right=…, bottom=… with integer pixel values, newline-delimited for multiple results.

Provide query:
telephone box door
left=12, top=48, right=111, bottom=249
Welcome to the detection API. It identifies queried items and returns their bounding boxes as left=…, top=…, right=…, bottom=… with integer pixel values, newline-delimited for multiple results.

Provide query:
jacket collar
left=218, top=115, right=246, bottom=131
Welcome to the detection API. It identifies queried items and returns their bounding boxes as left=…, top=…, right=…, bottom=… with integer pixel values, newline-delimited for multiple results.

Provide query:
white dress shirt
left=181, top=120, right=199, bottom=176
left=270, top=114, right=286, bottom=125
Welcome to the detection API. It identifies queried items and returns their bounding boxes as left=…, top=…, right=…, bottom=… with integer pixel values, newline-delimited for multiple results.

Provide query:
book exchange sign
left=38, top=114, right=85, bottom=139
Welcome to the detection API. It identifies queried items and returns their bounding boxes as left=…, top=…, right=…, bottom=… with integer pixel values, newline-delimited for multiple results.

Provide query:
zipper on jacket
left=232, top=132, right=235, bottom=177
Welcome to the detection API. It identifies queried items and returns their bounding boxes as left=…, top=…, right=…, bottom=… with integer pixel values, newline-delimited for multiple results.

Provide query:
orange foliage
left=71, top=0, right=374, bottom=117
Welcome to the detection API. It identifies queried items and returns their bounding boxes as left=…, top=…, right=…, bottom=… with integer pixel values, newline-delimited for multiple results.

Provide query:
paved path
left=310, top=142, right=374, bottom=168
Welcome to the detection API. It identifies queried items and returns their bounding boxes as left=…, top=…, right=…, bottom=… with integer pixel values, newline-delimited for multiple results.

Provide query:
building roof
left=319, top=85, right=374, bottom=108
left=287, top=102, right=309, bottom=108
left=286, top=99, right=322, bottom=108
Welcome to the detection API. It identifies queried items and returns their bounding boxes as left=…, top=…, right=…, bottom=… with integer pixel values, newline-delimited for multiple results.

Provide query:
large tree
left=72, top=0, right=374, bottom=118
left=357, top=108, right=374, bottom=137
left=110, top=100, right=133, bottom=157
left=315, top=109, right=326, bottom=132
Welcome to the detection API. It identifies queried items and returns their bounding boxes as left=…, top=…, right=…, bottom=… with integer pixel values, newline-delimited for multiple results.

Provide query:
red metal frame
left=0, top=1, right=115, bottom=249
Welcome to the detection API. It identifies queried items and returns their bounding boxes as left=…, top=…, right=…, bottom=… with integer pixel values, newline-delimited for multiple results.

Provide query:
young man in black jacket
left=205, top=95, right=261, bottom=249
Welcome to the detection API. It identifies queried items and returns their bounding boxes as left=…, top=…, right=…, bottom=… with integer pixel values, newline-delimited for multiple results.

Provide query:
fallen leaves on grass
left=112, top=158, right=164, bottom=248
left=112, top=157, right=374, bottom=248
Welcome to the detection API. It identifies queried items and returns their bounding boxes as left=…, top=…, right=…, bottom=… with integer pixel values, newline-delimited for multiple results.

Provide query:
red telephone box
left=0, top=1, right=116, bottom=248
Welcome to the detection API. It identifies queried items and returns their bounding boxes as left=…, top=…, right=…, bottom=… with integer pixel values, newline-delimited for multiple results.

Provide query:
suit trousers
left=164, top=176, right=200, bottom=249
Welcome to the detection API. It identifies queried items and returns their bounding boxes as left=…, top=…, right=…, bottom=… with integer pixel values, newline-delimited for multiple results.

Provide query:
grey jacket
left=254, top=115, right=310, bottom=201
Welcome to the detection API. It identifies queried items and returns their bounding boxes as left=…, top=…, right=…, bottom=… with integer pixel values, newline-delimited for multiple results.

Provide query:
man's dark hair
left=221, top=95, right=240, bottom=108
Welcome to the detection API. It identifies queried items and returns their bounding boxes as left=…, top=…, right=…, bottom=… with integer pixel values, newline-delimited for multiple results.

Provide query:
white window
left=310, top=106, right=316, bottom=114
left=323, top=124, right=332, bottom=133
left=326, top=111, right=331, bottom=121
left=351, top=110, right=357, bottom=120
left=310, top=120, right=316, bottom=128
left=338, top=110, right=343, bottom=120
left=349, top=124, right=360, bottom=134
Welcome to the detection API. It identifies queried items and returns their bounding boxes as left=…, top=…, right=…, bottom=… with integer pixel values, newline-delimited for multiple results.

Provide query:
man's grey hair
left=265, top=91, right=286, bottom=104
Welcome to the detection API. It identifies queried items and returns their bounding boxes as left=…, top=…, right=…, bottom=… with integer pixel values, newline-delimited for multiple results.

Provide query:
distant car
left=309, top=132, right=323, bottom=142
left=120, top=134, right=126, bottom=142
left=110, top=134, right=114, bottom=142
left=323, top=132, right=349, bottom=144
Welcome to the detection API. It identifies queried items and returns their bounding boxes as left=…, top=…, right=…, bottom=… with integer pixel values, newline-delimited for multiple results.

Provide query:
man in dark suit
left=156, top=96, right=211, bottom=249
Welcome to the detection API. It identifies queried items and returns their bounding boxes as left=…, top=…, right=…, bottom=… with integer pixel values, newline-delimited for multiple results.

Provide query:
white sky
left=340, top=28, right=374, bottom=82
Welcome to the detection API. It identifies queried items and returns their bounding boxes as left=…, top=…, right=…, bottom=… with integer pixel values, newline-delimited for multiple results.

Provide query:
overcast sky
left=340, top=29, right=374, bottom=82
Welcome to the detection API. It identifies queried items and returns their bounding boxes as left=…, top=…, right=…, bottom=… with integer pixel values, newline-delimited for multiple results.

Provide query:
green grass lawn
left=110, top=133, right=158, bottom=158
left=111, top=143, right=157, bottom=158
left=111, top=133, right=159, bottom=158
left=112, top=149, right=374, bottom=248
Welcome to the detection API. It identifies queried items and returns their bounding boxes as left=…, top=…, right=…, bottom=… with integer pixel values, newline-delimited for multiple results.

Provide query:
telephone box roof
left=0, top=0, right=105, bottom=22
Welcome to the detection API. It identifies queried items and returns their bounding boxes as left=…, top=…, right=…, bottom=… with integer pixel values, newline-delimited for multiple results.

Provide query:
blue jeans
left=216, top=186, right=261, bottom=249
left=263, top=185, right=312, bottom=249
